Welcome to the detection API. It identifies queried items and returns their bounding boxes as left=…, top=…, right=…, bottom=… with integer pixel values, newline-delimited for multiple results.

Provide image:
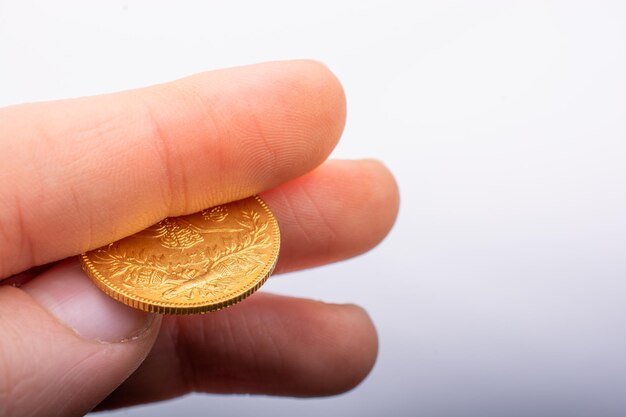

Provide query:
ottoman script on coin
left=80, top=196, right=280, bottom=314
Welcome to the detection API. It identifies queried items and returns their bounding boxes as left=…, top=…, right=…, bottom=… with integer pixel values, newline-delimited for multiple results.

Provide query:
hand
left=0, top=60, right=399, bottom=416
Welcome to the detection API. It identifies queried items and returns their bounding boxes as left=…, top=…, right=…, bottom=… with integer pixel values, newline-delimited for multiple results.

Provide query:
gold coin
left=80, top=195, right=280, bottom=314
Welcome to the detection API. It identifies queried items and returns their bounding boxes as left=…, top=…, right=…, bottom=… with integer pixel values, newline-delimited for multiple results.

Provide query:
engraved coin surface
left=80, top=196, right=280, bottom=314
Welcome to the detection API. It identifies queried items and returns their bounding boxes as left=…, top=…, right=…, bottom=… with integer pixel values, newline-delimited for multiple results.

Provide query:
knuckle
left=0, top=195, right=34, bottom=278
left=139, top=84, right=225, bottom=215
left=139, top=93, right=179, bottom=215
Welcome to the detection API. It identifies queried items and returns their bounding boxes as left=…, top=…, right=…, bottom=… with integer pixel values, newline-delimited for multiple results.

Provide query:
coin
left=80, top=195, right=280, bottom=314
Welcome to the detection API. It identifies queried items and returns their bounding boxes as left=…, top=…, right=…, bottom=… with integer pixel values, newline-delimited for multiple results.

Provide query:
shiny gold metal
left=80, top=196, right=280, bottom=314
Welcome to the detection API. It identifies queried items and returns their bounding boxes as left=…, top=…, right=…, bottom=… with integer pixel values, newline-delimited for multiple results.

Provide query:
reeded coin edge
left=79, top=195, right=280, bottom=315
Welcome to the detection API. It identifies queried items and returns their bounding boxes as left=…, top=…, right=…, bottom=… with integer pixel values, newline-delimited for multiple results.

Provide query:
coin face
left=80, top=196, right=280, bottom=314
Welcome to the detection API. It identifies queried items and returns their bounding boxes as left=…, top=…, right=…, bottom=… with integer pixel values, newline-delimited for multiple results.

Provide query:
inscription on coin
left=80, top=196, right=280, bottom=314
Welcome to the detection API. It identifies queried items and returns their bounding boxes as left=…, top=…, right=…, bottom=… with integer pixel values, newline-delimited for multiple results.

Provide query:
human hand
left=0, top=60, right=399, bottom=416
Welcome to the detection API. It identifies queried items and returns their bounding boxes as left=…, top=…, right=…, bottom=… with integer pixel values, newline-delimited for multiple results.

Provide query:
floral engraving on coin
left=90, top=209, right=271, bottom=301
left=145, top=215, right=241, bottom=250
left=147, top=218, right=204, bottom=249
left=202, top=205, right=229, bottom=222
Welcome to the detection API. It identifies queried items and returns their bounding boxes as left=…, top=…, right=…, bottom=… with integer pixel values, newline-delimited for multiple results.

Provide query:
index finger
left=0, top=60, right=345, bottom=278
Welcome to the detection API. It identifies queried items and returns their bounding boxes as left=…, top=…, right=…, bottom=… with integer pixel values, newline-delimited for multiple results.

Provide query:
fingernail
left=22, top=259, right=154, bottom=343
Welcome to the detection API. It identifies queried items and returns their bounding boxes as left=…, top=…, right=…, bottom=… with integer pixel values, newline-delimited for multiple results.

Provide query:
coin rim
left=79, top=195, right=280, bottom=314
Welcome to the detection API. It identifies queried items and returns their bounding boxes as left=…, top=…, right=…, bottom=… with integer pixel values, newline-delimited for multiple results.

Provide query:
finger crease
left=13, top=195, right=36, bottom=269
left=302, top=184, right=337, bottom=242
left=283, top=190, right=314, bottom=246
left=0, top=214, right=13, bottom=278
left=141, top=97, right=177, bottom=216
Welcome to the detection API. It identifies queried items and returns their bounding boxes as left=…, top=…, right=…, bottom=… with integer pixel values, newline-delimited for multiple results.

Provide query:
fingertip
left=225, top=295, right=379, bottom=397
left=311, top=302, right=379, bottom=396
left=261, top=59, right=347, bottom=169
left=265, top=158, right=400, bottom=273
left=290, top=59, right=347, bottom=148
left=161, top=59, right=348, bottom=213
left=356, top=159, right=401, bottom=248
left=318, top=158, right=400, bottom=253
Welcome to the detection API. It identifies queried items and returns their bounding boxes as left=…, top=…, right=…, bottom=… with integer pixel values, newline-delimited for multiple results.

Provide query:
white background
left=2, top=1, right=626, bottom=416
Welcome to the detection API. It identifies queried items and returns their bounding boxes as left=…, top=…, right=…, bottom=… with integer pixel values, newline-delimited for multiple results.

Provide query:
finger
left=265, top=159, right=399, bottom=274
left=97, top=292, right=378, bottom=410
left=0, top=261, right=162, bottom=417
left=0, top=60, right=346, bottom=278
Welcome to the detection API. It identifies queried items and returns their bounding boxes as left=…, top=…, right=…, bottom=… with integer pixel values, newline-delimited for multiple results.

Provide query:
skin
left=0, top=60, right=399, bottom=416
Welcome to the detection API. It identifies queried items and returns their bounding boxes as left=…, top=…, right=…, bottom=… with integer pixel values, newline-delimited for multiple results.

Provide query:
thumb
left=0, top=260, right=160, bottom=417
